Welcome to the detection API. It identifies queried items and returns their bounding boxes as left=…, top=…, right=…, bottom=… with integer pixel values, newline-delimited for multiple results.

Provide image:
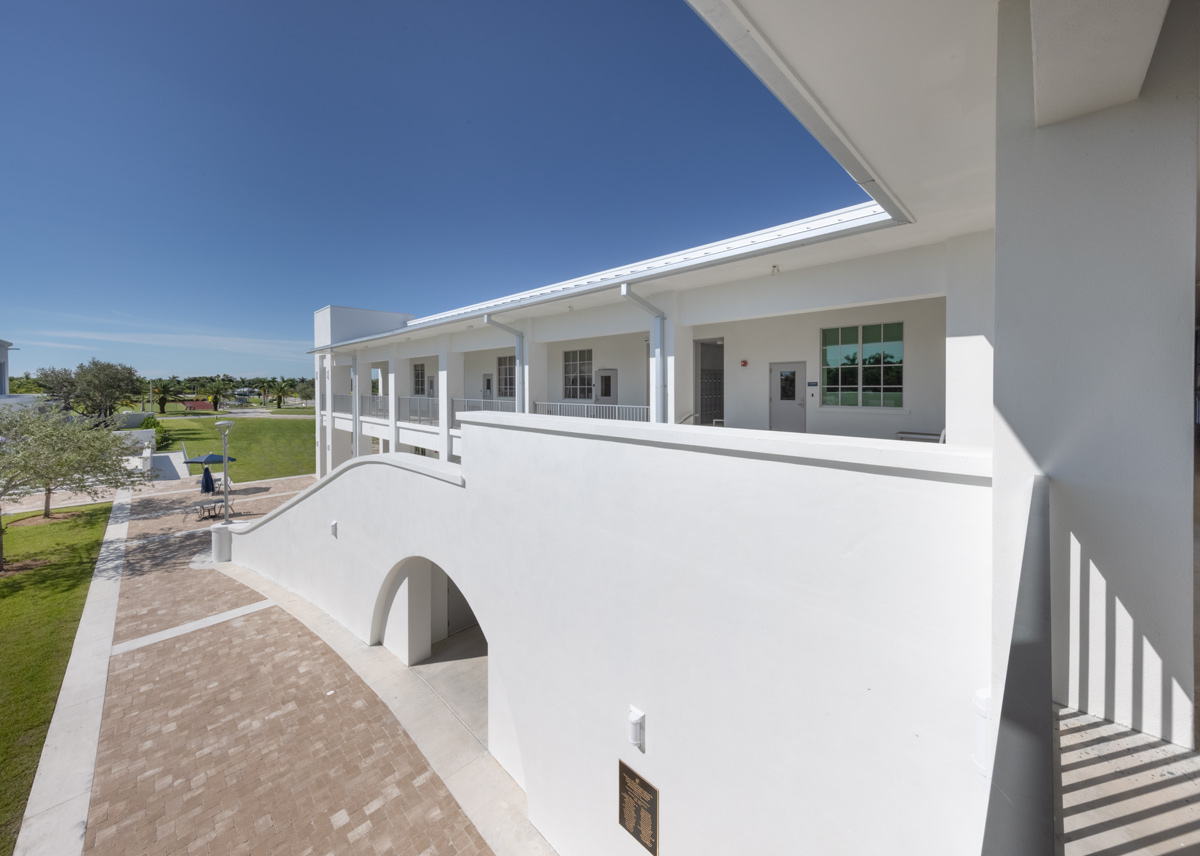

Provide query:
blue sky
left=0, top=0, right=865, bottom=379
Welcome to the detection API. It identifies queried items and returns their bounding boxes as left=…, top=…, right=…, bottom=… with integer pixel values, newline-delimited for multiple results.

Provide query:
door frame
left=768, top=360, right=807, bottom=433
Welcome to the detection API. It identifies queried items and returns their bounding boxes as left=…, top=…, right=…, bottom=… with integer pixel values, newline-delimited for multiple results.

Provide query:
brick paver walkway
left=80, top=478, right=493, bottom=856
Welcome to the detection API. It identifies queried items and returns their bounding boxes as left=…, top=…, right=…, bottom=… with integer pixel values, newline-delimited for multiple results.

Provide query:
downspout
left=620, top=284, right=667, bottom=423
left=483, top=314, right=526, bottom=413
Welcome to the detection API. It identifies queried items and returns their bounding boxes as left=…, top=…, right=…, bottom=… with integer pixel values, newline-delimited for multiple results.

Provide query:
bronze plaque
left=618, top=761, right=659, bottom=855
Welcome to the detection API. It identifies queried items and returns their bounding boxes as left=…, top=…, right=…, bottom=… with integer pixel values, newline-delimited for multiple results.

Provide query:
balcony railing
left=331, top=393, right=353, bottom=415
left=533, top=402, right=650, bottom=422
left=360, top=394, right=390, bottom=419
left=451, top=398, right=516, bottom=428
left=396, top=395, right=439, bottom=426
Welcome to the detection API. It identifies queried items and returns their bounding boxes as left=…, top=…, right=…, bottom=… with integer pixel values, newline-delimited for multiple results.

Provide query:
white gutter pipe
left=620, top=284, right=667, bottom=424
left=483, top=314, right=525, bottom=413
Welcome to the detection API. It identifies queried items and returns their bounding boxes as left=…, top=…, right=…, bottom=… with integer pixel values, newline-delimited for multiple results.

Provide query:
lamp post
left=215, top=420, right=234, bottom=523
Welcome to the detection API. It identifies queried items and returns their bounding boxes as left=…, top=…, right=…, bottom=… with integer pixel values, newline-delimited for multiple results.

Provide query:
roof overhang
left=1030, top=0, right=1169, bottom=127
left=311, top=201, right=894, bottom=352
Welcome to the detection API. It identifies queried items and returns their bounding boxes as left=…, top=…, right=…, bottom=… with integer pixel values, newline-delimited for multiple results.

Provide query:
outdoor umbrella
left=184, top=453, right=237, bottom=486
left=200, top=466, right=215, bottom=495
left=183, top=453, right=237, bottom=466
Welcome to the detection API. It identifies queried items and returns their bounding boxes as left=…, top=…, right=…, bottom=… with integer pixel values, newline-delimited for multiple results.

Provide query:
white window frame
left=819, top=323, right=904, bottom=409
left=498, top=355, right=516, bottom=398
left=413, top=363, right=426, bottom=396
left=563, top=349, right=593, bottom=400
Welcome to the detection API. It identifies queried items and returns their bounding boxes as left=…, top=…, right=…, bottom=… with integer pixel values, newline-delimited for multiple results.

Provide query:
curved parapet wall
left=231, top=414, right=994, bottom=856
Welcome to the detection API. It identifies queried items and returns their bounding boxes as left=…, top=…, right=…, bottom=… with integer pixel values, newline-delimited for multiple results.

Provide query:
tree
left=8, top=372, right=42, bottom=394
left=294, top=379, right=315, bottom=404
left=204, top=379, right=233, bottom=411
left=265, top=376, right=295, bottom=409
left=153, top=377, right=187, bottom=414
left=73, top=359, right=141, bottom=418
left=0, top=404, right=152, bottom=570
left=34, top=366, right=77, bottom=410
left=35, top=360, right=142, bottom=418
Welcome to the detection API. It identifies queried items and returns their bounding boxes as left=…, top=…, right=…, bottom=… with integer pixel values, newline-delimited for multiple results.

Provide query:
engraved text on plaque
left=618, top=760, right=658, bottom=855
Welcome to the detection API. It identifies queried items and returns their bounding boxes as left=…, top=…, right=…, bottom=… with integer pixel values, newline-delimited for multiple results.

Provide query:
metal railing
left=451, top=398, right=516, bottom=427
left=360, top=394, right=390, bottom=419
left=331, top=393, right=353, bottom=415
left=396, top=395, right=439, bottom=426
left=533, top=402, right=650, bottom=422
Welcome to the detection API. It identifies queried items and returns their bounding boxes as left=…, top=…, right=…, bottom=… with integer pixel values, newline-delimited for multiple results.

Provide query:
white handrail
left=533, top=402, right=649, bottom=422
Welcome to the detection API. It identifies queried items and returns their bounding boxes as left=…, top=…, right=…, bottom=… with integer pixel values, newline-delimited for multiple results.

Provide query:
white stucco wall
left=231, top=416, right=992, bottom=855
left=994, top=0, right=1197, bottom=748
left=463, top=347, right=517, bottom=401
left=542, top=332, right=649, bottom=407
left=694, top=297, right=946, bottom=438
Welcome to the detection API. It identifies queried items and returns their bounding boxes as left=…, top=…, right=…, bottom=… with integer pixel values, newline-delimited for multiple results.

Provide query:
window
left=563, top=349, right=593, bottom=400
left=413, top=363, right=426, bottom=396
left=498, top=355, right=516, bottom=398
left=821, top=323, right=903, bottom=408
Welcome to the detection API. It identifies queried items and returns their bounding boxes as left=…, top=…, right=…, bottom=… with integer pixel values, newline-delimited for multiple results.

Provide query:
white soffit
left=686, top=0, right=998, bottom=243
left=314, top=202, right=892, bottom=350
left=1030, top=0, right=1169, bottom=127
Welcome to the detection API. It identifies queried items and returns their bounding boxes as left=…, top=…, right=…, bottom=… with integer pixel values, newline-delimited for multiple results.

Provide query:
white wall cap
left=457, top=412, right=991, bottom=483
left=230, top=454, right=463, bottom=537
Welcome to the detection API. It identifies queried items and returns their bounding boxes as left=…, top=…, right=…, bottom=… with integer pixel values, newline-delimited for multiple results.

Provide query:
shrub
left=139, top=415, right=170, bottom=449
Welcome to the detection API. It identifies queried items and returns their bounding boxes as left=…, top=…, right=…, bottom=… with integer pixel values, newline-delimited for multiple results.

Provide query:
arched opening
left=371, top=557, right=488, bottom=747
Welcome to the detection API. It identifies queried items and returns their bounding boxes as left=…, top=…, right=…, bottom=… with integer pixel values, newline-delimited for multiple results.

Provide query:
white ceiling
left=1031, top=0, right=1168, bottom=127
left=686, top=0, right=999, bottom=253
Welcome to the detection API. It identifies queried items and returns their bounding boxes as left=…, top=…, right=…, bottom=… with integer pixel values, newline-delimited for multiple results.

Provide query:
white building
left=0, top=338, right=11, bottom=396
left=224, top=2, right=1197, bottom=853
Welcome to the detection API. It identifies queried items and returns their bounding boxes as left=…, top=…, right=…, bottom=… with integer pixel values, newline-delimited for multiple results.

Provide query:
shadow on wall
left=983, top=475, right=1053, bottom=855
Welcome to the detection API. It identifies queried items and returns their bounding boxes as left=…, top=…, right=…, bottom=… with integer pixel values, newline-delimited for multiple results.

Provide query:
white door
left=596, top=369, right=617, bottom=405
left=482, top=374, right=493, bottom=400
left=769, top=362, right=806, bottom=432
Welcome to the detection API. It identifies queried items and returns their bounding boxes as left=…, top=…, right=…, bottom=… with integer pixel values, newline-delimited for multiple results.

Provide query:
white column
left=526, top=339, right=548, bottom=414
left=315, top=354, right=327, bottom=477
left=388, top=353, right=398, bottom=453
left=986, top=1, right=1198, bottom=849
left=944, top=231, right=995, bottom=449
left=665, top=301, right=693, bottom=424
left=380, top=558, right=432, bottom=666
left=436, top=339, right=464, bottom=459
left=350, top=354, right=360, bottom=458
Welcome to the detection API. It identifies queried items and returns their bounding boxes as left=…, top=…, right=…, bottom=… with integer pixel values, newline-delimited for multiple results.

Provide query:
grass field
left=159, top=417, right=315, bottom=481
left=0, top=503, right=111, bottom=856
left=268, top=406, right=316, bottom=415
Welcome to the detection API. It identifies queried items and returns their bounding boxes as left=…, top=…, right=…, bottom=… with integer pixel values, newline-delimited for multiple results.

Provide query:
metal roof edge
left=310, top=202, right=895, bottom=353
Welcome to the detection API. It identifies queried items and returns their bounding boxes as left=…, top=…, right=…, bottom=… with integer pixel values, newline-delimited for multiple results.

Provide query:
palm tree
left=265, top=376, right=296, bottom=409
left=153, top=377, right=187, bottom=414
left=203, top=379, right=234, bottom=411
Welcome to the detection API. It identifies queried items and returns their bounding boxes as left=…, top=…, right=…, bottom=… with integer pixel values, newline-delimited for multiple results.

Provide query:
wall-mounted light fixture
left=629, top=706, right=645, bottom=752
left=330, top=521, right=338, bottom=537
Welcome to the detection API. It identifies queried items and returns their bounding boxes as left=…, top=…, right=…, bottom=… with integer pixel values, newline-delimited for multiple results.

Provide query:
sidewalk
left=15, top=474, right=549, bottom=856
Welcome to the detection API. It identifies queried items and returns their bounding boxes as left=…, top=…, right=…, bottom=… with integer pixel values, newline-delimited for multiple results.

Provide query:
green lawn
left=159, top=416, right=315, bottom=482
left=267, top=406, right=316, bottom=416
left=0, top=503, right=111, bottom=856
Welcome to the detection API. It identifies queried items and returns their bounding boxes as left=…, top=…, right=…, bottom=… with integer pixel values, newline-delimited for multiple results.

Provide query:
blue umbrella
left=184, top=453, right=237, bottom=466
left=200, top=466, right=216, bottom=495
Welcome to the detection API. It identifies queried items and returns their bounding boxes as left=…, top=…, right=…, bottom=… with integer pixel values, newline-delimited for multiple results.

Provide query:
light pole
left=215, top=420, right=234, bottom=523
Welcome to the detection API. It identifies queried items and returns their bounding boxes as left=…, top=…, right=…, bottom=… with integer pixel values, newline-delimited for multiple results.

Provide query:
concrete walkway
left=14, top=473, right=552, bottom=856
left=1056, top=705, right=1200, bottom=854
